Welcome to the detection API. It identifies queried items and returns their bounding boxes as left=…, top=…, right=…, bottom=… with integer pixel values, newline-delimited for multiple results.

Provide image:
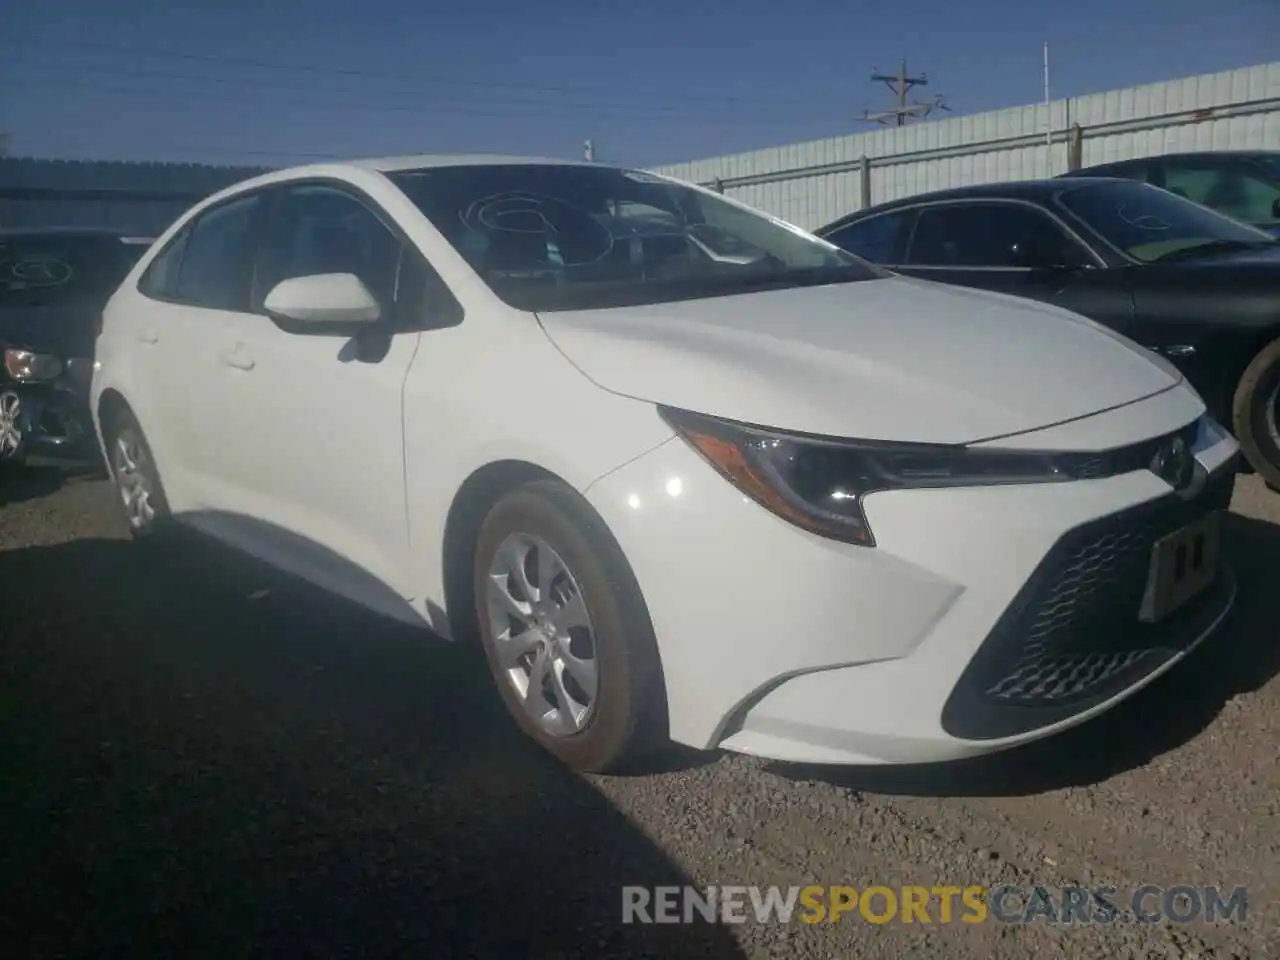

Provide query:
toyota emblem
left=1150, top=435, right=1195, bottom=491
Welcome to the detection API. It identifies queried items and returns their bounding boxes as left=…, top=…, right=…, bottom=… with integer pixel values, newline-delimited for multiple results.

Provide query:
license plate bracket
left=1140, top=511, right=1221, bottom=623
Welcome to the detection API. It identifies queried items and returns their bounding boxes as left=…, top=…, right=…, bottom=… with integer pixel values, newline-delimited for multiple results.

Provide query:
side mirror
left=262, top=273, right=381, bottom=334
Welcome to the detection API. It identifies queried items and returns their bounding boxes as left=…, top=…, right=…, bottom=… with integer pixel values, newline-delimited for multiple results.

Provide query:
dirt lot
left=1, top=464, right=1277, bottom=959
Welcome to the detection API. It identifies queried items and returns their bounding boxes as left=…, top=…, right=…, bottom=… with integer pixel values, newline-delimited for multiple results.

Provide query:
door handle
left=219, top=348, right=255, bottom=371
left=138, top=330, right=159, bottom=344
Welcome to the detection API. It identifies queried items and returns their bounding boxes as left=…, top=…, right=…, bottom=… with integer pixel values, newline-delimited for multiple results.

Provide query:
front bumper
left=584, top=384, right=1239, bottom=765
left=0, top=358, right=96, bottom=461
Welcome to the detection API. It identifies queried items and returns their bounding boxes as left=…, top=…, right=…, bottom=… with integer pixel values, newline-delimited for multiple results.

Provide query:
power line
left=3, top=73, right=807, bottom=128
left=4, top=35, right=818, bottom=109
left=5, top=56, right=787, bottom=120
left=3, top=136, right=337, bottom=164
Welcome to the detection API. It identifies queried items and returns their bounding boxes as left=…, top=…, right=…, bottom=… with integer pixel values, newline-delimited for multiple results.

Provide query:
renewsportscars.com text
left=621, top=884, right=1249, bottom=926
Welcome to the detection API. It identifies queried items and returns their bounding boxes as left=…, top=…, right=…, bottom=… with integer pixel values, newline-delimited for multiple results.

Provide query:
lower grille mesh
left=941, top=468, right=1236, bottom=739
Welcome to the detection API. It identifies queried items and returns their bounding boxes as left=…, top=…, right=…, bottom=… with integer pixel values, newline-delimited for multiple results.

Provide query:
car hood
left=0, top=304, right=98, bottom=357
left=1168, top=241, right=1280, bottom=268
left=536, top=276, right=1181, bottom=444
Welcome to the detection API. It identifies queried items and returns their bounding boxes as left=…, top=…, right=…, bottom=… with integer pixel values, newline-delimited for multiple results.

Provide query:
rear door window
left=170, top=194, right=264, bottom=312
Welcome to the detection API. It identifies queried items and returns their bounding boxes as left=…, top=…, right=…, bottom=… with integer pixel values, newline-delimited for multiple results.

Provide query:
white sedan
left=90, top=155, right=1240, bottom=772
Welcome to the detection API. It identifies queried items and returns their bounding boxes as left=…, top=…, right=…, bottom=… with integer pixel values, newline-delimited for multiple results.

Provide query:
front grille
left=940, top=468, right=1236, bottom=741
left=1066, top=419, right=1200, bottom=481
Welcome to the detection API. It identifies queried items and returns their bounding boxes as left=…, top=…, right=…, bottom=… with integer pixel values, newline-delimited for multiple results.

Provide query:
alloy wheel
left=485, top=532, right=599, bottom=737
left=0, top=391, right=22, bottom=459
left=112, top=430, right=156, bottom=529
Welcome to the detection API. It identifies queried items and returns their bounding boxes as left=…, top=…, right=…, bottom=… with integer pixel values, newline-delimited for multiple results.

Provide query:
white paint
left=92, top=155, right=1237, bottom=765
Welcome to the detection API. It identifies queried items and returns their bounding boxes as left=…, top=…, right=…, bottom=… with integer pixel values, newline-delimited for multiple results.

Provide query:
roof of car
left=820, top=177, right=1132, bottom=230
left=350, top=153, right=604, bottom=173
left=1080, top=150, right=1279, bottom=164
left=191, top=153, right=664, bottom=207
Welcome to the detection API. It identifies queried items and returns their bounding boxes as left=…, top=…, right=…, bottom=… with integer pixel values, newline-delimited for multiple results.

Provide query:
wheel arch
left=96, top=388, right=134, bottom=434
left=1225, top=321, right=1280, bottom=418
left=440, top=459, right=561, bottom=645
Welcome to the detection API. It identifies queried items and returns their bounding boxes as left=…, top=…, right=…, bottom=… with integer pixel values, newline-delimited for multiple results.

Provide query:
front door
left=893, top=199, right=1136, bottom=333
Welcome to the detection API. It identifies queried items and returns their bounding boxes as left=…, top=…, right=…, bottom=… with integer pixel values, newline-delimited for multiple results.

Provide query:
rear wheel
left=473, top=479, right=666, bottom=774
left=105, top=410, right=171, bottom=539
left=1232, top=336, right=1280, bottom=489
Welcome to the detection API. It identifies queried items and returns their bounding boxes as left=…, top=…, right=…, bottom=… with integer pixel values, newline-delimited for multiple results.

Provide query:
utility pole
left=583, top=139, right=595, bottom=162
left=1043, top=42, right=1054, bottom=177
left=861, top=59, right=950, bottom=127
left=1043, top=42, right=1051, bottom=146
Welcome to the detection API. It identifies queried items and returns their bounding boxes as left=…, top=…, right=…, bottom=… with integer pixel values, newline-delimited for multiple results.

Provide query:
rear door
left=126, top=192, right=266, bottom=501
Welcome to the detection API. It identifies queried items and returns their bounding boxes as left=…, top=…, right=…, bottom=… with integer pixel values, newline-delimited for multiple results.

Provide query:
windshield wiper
left=1152, top=238, right=1277, bottom=263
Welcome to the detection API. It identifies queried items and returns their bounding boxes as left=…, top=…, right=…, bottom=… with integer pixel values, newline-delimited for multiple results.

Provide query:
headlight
left=659, top=406, right=1083, bottom=547
left=4, top=348, right=63, bottom=382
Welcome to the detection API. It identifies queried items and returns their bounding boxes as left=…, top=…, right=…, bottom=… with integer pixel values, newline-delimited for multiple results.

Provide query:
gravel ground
left=1, top=464, right=1277, bottom=959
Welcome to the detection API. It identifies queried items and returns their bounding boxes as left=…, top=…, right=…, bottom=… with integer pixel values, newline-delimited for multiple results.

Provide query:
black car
left=816, top=177, right=1280, bottom=485
left=1064, top=151, right=1280, bottom=236
left=0, top=228, right=151, bottom=465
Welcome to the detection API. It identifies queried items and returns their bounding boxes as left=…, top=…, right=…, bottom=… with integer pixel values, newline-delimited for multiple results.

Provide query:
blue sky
left=0, top=0, right=1275, bottom=169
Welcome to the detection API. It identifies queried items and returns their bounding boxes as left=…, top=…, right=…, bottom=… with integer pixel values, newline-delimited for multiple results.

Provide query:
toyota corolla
left=90, top=156, right=1240, bottom=772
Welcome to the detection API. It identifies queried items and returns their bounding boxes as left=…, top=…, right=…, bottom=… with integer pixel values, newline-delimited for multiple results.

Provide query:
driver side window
left=254, top=185, right=402, bottom=314
left=906, top=202, right=1090, bottom=269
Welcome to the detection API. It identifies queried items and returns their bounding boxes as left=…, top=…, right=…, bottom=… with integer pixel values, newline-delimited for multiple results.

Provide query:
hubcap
left=112, top=432, right=156, bottom=529
left=0, top=392, right=21, bottom=459
left=485, top=533, right=598, bottom=737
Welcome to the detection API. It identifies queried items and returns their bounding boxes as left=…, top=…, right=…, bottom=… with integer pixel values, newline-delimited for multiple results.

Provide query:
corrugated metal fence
left=653, top=62, right=1280, bottom=231
left=0, top=158, right=269, bottom=236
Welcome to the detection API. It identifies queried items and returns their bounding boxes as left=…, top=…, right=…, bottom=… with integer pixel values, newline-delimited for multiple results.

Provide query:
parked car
left=92, top=156, right=1238, bottom=773
left=1063, top=151, right=1280, bottom=236
left=1, top=228, right=151, bottom=465
left=817, top=178, right=1280, bottom=487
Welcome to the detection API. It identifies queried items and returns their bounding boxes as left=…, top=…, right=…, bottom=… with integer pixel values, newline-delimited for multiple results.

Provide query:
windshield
left=1055, top=180, right=1276, bottom=262
left=0, top=234, right=134, bottom=309
left=1252, top=154, right=1280, bottom=182
left=386, top=164, right=880, bottom=311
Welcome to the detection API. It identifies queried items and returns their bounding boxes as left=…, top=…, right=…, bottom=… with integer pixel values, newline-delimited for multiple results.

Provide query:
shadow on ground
left=0, top=461, right=98, bottom=507
left=772, top=510, right=1280, bottom=799
left=0, top=535, right=746, bottom=959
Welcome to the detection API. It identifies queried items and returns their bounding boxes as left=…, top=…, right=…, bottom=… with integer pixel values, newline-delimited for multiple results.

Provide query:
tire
left=1231, top=336, right=1280, bottom=490
left=103, top=409, right=172, bottom=540
left=473, top=479, right=667, bottom=774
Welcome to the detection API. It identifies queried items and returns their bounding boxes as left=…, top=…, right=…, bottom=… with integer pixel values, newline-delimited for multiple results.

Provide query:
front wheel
left=473, top=479, right=667, bottom=774
left=105, top=411, right=171, bottom=539
left=0, top=390, right=27, bottom=467
left=1232, top=336, right=1280, bottom=490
